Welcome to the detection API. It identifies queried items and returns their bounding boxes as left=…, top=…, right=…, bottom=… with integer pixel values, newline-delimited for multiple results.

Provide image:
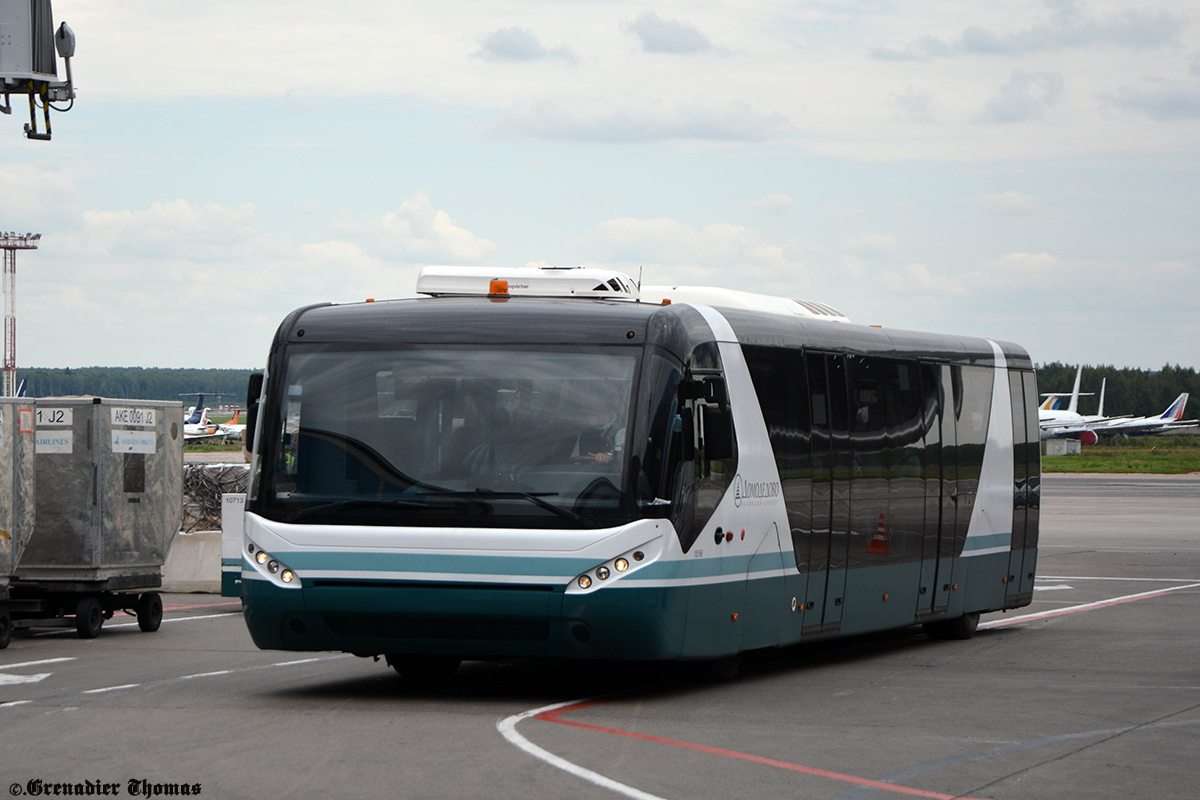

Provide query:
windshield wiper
left=285, top=496, right=460, bottom=522
left=413, top=489, right=590, bottom=526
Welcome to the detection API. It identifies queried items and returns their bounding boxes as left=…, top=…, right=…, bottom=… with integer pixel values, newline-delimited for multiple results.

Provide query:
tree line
left=18, top=367, right=258, bottom=405
left=1034, top=363, right=1199, bottom=419
left=14, top=362, right=1199, bottom=420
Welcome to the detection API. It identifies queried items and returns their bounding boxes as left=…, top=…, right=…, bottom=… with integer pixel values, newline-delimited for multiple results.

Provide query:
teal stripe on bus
left=962, top=532, right=1013, bottom=552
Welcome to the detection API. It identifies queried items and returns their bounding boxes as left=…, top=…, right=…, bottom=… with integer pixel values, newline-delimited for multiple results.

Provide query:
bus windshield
left=259, top=346, right=641, bottom=528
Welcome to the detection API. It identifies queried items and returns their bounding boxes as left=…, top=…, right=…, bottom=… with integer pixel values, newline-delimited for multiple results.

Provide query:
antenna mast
left=1, top=232, right=39, bottom=397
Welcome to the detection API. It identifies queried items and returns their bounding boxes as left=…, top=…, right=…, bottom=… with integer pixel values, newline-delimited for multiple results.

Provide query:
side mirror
left=701, top=405, right=735, bottom=461
left=639, top=498, right=673, bottom=519
left=703, top=377, right=728, bottom=407
left=245, top=372, right=264, bottom=450
left=679, top=408, right=695, bottom=462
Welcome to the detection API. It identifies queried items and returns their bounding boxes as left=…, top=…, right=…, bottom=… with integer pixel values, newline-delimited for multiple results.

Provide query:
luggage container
left=0, top=399, right=36, bottom=648
left=9, top=397, right=184, bottom=639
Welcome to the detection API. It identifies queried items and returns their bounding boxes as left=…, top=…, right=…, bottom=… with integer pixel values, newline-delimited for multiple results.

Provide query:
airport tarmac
left=1, top=473, right=1197, bottom=800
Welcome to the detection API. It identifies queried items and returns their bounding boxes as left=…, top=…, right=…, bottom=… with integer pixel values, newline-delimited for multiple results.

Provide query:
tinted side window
left=743, top=345, right=812, bottom=571
left=671, top=345, right=738, bottom=552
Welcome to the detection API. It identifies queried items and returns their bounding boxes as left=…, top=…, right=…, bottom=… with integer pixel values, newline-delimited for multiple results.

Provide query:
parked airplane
left=216, top=408, right=246, bottom=438
left=1039, top=366, right=1196, bottom=440
left=183, top=407, right=218, bottom=440
left=1094, top=393, right=1196, bottom=436
left=182, top=395, right=209, bottom=426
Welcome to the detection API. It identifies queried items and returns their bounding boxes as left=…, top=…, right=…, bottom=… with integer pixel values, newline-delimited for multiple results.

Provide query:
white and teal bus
left=240, top=266, right=1040, bottom=676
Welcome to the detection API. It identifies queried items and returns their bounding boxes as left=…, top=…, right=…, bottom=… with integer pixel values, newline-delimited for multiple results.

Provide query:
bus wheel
left=0, top=611, right=11, bottom=649
left=75, top=598, right=104, bottom=639
left=136, top=592, right=163, bottom=632
left=694, top=653, right=742, bottom=682
left=923, top=611, right=980, bottom=641
left=385, top=654, right=461, bottom=679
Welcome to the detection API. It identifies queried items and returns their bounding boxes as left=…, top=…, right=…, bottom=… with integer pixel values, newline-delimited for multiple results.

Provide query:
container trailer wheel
left=136, top=592, right=163, bottom=632
left=922, top=611, right=980, bottom=641
left=0, top=610, right=11, bottom=649
left=75, top=598, right=104, bottom=638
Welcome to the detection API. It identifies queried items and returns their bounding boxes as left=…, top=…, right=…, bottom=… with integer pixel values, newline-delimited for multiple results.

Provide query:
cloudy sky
left=2, top=0, right=1197, bottom=370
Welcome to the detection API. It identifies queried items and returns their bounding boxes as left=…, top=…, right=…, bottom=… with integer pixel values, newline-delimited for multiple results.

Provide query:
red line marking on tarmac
left=163, top=601, right=242, bottom=611
left=535, top=702, right=985, bottom=800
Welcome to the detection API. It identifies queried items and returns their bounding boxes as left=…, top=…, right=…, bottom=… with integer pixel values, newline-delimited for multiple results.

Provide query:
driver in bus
left=567, top=389, right=624, bottom=465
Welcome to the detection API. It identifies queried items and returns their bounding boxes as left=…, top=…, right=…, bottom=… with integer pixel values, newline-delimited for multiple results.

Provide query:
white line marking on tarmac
left=82, top=684, right=141, bottom=694
left=1039, top=575, right=1199, bottom=583
left=498, top=700, right=668, bottom=800
left=982, top=582, right=1200, bottom=629
left=106, top=612, right=237, bottom=630
left=181, top=670, right=232, bottom=680
left=0, top=654, right=348, bottom=710
left=0, top=673, right=50, bottom=686
left=1033, top=585, right=1073, bottom=591
left=0, top=657, right=76, bottom=669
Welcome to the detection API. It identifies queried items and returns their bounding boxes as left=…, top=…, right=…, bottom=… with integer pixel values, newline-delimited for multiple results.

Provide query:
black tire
left=694, top=653, right=742, bottom=682
left=923, top=611, right=981, bottom=641
left=385, top=654, right=461, bottom=678
left=0, top=610, right=12, bottom=649
left=75, top=597, right=104, bottom=639
left=136, top=592, right=163, bottom=633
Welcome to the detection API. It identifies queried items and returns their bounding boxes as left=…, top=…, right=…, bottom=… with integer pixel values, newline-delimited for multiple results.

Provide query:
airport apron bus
left=240, top=266, right=1040, bottom=676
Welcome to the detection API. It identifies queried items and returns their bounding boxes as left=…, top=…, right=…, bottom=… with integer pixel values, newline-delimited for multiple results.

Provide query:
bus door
left=932, top=364, right=958, bottom=614
left=802, top=352, right=831, bottom=632
left=1007, top=370, right=1040, bottom=604
left=802, top=352, right=850, bottom=634
left=916, top=363, right=956, bottom=616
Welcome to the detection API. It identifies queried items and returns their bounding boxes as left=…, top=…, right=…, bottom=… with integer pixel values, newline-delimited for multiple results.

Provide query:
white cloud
left=844, top=233, right=897, bottom=257
left=332, top=193, right=496, bottom=263
left=579, top=216, right=808, bottom=292
left=872, top=4, right=1182, bottom=60
left=750, top=193, right=796, bottom=215
left=1105, top=80, right=1200, bottom=120
left=18, top=193, right=494, bottom=367
left=0, top=166, right=84, bottom=233
left=622, top=12, right=715, bottom=54
left=980, top=71, right=1065, bottom=123
left=838, top=255, right=864, bottom=278
left=473, top=27, right=577, bottom=64
left=492, top=98, right=785, bottom=142
left=893, top=88, right=934, bottom=122
left=970, top=190, right=1041, bottom=216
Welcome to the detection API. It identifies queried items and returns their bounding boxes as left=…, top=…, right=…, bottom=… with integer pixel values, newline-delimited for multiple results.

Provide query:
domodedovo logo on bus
left=733, top=474, right=780, bottom=508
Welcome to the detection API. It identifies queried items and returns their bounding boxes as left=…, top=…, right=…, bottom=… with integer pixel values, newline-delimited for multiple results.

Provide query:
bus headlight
left=246, top=543, right=299, bottom=588
left=596, top=566, right=610, bottom=581
left=614, top=558, right=629, bottom=572
left=577, top=575, right=592, bottom=589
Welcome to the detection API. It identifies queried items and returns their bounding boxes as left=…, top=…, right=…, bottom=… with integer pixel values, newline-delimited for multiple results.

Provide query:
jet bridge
left=0, top=0, right=76, bottom=140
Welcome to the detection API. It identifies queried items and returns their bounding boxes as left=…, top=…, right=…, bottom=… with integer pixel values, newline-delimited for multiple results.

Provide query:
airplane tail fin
left=1161, top=393, right=1189, bottom=421
left=184, top=395, right=205, bottom=425
left=1067, top=366, right=1082, bottom=415
left=228, top=409, right=241, bottom=425
left=1097, top=378, right=1106, bottom=418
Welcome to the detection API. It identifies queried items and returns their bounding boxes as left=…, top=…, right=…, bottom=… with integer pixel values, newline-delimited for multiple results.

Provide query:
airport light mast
left=1, top=231, right=38, bottom=397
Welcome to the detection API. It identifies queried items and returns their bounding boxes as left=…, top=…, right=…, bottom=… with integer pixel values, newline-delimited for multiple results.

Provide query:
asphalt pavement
left=1, top=473, right=1197, bottom=800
